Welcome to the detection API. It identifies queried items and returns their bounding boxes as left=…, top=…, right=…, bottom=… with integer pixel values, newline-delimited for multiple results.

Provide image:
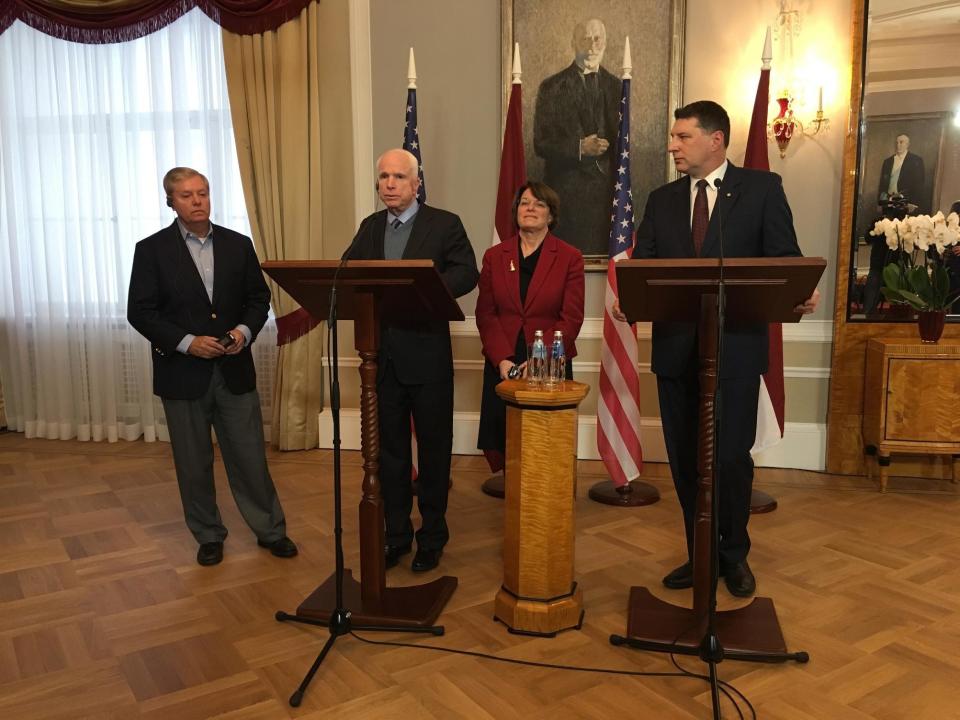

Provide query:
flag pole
left=589, top=37, right=659, bottom=508
left=746, top=26, right=782, bottom=515
left=481, top=42, right=528, bottom=496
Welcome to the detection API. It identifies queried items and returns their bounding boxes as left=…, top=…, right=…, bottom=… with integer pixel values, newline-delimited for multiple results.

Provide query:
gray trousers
left=161, top=364, right=286, bottom=545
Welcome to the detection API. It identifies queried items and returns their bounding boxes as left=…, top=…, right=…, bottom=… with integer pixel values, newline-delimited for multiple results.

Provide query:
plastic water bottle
left=549, top=330, right=565, bottom=387
left=528, top=330, right=547, bottom=387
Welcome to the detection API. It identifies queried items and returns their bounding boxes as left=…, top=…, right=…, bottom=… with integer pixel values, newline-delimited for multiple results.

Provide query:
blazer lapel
left=171, top=221, right=212, bottom=308
left=524, top=233, right=558, bottom=310
left=501, top=239, right=522, bottom=313
left=402, top=205, right=430, bottom=260
left=701, top=163, right=743, bottom=258
left=371, top=211, right=387, bottom=260
left=210, top=224, right=227, bottom=308
left=671, top=177, right=694, bottom=256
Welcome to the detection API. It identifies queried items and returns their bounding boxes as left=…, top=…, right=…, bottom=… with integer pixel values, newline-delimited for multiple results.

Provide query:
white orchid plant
left=870, top=211, right=960, bottom=311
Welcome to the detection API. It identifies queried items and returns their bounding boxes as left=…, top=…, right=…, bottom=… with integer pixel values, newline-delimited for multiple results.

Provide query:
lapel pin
left=726, top=192, right=732, bottom=198
left=509, top=260, right=516, bottom=272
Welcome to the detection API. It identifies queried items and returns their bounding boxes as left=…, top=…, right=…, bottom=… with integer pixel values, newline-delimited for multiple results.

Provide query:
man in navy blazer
left=127, top=167, right=296, bottom=567
left=616, top=101, right=819, bottom=597
left=346, top=149, right=478, bottom=573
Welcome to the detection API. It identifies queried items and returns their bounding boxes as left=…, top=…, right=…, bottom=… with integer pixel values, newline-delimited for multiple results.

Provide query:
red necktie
left=691, top=179, right=709, bottom=257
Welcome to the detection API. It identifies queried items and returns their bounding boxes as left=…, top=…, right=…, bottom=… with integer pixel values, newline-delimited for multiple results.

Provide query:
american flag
left=403, top=70, right=425, bottom=479
left=403, top=87, right=426, bottom=204
left=597, top=76, right=643, bottom=487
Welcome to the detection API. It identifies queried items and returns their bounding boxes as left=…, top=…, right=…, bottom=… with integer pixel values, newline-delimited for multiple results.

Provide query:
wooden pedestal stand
left=493, top=380, right=590, bottom=636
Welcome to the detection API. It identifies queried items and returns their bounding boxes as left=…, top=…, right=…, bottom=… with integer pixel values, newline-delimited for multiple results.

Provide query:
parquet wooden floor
left=1, top=431, right=959, bottom=719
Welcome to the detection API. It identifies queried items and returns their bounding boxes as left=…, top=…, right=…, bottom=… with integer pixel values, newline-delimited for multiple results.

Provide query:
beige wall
left=332, top=0, right=851, bottom=468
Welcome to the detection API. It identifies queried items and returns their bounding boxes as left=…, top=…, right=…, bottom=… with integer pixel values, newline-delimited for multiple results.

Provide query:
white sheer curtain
left=0, top=9, right=276, bottom=443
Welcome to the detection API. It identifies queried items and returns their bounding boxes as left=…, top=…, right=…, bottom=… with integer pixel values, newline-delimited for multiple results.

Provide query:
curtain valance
left=0, top=0, right=313, bottom=42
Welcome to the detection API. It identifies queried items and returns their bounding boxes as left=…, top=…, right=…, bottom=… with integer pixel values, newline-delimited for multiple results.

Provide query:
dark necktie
left=691, top=179, right=709, bottom=257
left=391, top=218, right=402, bottom=230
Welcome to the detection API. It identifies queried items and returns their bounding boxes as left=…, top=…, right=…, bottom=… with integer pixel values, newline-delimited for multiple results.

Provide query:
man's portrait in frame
left=503, top=0, right=685, bottom=263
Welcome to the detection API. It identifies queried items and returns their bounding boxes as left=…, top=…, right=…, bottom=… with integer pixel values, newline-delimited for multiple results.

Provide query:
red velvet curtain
left=0, top=0, right=313, bottom=42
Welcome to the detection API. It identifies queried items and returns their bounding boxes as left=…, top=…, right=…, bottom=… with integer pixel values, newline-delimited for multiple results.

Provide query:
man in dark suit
left=864, top=134, right=927, bottom=315
left=614, top=101, right=819, bottom=597
left=347, top=148, right=478, bottom=573
left=127, top=167, right=297, bottom=567
left=877, top=133, right=926, bottom=210
left=534, top=17, right=620, bottom=256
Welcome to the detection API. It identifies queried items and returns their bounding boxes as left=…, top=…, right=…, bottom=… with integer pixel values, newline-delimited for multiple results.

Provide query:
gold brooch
left=509, top=260, right=516, bottom=272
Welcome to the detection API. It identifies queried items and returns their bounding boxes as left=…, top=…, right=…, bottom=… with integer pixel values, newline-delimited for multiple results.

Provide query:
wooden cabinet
left=862, top=337, right=960, bottom=491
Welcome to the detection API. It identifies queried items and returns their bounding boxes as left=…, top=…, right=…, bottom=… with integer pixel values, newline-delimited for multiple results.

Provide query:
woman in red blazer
left=475, top=181, right=585, bottom=468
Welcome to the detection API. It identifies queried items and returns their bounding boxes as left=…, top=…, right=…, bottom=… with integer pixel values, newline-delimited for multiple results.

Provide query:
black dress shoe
left=411, top=547, right=442, bottom=573
left=384, top=543, right=412, bottom=569
left=662, top=562, right=694, bottom=589
left=724, top=560, right=756, bottom=597
left=197, top=541, right=224, bottom=566
left=258, top=536, right=298, bottom=558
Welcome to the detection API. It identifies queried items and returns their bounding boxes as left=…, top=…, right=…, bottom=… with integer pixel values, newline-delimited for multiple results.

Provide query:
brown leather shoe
left=662, top=561, right=693, bottom=589
left=723, top=560, right=756, bottom=597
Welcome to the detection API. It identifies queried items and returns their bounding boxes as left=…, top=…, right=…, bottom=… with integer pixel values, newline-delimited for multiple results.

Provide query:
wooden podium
left=613, top=257, right=825, bottom=658
left=261, top=260, right=460, bottom=627
left=493, top=380, right=590, bottom=636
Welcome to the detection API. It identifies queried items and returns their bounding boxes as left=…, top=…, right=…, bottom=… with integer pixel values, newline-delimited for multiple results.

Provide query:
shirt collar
left=177, top=218, right=213, bottom=242
left=388, top=199, right=419, bottom=226
left=691, top=160, right=729, bottom=192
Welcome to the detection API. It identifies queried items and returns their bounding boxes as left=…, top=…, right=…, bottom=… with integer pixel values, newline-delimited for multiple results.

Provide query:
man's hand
left=611, top=300, right=627, bottom=323
left=580, top=134, right=609, bottom=157
left=498, top=359, right=515, bottom=380
left=222, top=329, right=245, bottom=356
left=188, top=336, right=227, bottom=359
left=794, top=287, right=820, bottom=315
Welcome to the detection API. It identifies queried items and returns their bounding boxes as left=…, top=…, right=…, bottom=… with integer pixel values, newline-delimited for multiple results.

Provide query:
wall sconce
left=769, top=90, right=829, bottom=158
left=766, top=0, right=830, bottom=157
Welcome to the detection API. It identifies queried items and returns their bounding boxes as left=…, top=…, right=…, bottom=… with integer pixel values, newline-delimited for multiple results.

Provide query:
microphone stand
left=698, top=176, right=727, bottom=719
left=275, top=244, right=443, bottom=708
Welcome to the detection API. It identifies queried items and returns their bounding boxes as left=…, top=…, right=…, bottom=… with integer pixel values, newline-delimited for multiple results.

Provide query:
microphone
left=713, top=177, right=725, bottom=267
left=712, top=176, right=726, bottom=323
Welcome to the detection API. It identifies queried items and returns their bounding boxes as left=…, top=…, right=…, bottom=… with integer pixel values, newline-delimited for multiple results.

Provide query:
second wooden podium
left=493, top=379, right=589, bottom=636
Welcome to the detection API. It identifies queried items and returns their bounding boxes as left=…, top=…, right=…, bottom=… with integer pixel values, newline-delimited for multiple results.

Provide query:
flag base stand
left=481, top=474, right=505, bottom=498
left=750, top=489, right=778, bottom=514
left=588, top=479, right=660, bottom=507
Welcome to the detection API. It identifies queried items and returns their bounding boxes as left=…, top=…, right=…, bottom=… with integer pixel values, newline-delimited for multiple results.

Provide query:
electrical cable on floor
left=349, top=630, right=755, bottom=718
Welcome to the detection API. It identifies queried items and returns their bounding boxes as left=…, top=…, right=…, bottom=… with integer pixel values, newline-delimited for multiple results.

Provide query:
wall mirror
left=847, top=0, right=960, bottom=321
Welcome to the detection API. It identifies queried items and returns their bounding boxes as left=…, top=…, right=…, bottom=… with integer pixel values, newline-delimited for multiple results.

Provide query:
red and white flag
left=484, top=42, right=527, bottom=473
left=745, top=29, right=785, bottom=453
left=493, top=44, right=527, bottom=247
left=597, top=38, right=643, bottom=487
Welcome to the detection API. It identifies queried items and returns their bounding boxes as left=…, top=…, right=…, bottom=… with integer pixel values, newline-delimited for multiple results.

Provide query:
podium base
left=621, top=586, right=803, bottom=661
left=750, top=489, right=778, bottom=514
left=588, top=479, right=660, bottom=506
left=494, top=583, right=583, bottom=637
left=481, top=474, right=505, bottom=498
left=294, top=568, right=457, bottom=628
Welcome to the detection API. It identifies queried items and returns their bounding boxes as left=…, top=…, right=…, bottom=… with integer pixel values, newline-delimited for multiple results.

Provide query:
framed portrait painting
left=848, top=112, right=951, bottom=318
left=502, top=0, right=686, bottom=265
